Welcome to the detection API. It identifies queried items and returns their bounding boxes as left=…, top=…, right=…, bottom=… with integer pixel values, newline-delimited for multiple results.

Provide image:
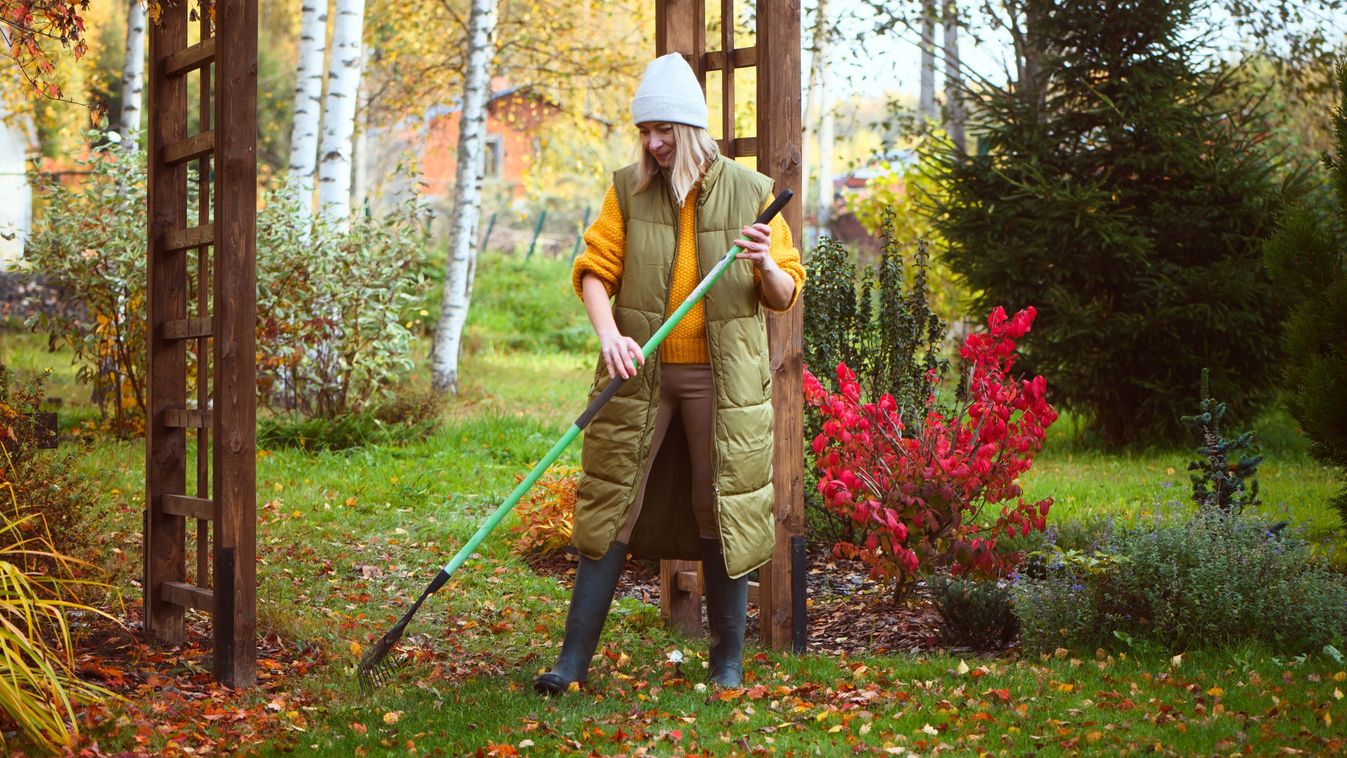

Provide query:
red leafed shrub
left=804, top=306, right=1058, bottom=598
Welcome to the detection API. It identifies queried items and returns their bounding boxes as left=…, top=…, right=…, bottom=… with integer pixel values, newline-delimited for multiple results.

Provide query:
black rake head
left=357, top=629, right=405, bottom=694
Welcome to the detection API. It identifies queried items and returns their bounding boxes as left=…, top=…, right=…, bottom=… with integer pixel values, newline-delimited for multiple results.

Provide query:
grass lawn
left=3, top=253, right=1346, bottom=754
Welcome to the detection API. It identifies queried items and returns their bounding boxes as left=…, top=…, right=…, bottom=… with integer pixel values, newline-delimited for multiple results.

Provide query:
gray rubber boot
left=700, top=539, right=748, bottom=687
left=533, top=541, right=627, bottom=695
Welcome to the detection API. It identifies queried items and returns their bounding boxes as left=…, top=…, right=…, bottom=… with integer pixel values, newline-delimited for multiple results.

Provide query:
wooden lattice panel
left=145, top=0, right=258, bottom=687
left=654, top=0, right=803, bottom=651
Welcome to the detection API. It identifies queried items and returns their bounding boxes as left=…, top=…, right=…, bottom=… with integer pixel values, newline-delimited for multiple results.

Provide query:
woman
left=534, top=53, right=805, bottom=696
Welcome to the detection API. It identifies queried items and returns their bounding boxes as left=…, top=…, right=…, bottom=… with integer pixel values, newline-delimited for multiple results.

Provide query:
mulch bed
left=522, top=548, right=949, bottom=657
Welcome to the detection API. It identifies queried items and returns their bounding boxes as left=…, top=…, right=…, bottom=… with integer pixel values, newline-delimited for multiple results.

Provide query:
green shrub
left=1264, top=61, right=1347, bottom=525
left=25, top=141, right=433, bottom=431
left=1013, top=509, right=1347, bottom=653
left=257, top=190, right=433, bottom=419
left=23, top=141, right=148, bottom=437
left=929, top=575, right=1018, bottom=650
left=801, top=211, right=948, bottom=547
left=927, top=0, right=1307, bottom=446
left=257, top=389, right=442, bottom=452
left=0, top=368, right=96, bottom=565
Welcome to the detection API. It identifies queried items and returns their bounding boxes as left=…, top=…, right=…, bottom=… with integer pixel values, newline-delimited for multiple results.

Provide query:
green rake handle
left=439, top=187, right=793, bottom=579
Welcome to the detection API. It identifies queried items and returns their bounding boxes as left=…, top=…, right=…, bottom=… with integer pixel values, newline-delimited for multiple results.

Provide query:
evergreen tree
left=926, top=0, right=1304, bottom=446
left=1264, top=62, right=1347, bottom=525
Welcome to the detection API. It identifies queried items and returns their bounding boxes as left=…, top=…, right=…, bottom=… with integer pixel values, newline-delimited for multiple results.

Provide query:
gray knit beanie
left=630, top=53, right=708, bottom=129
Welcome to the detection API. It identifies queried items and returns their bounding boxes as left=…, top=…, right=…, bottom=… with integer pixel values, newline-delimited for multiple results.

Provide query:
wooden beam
left=214, top=0, right=260, bottom=688
left=163, top=223, right=215, bottom=253
left=162, top=494, right=214, bottom=521
left=163, top=130, right=215, bottom=166
left=715, top=137, right=758, bottom=157
left=719, top=0, right=735, bottom=153
left=676, top=570, right=762, bottom=604
left=703, top=47, right=757, bottom=71
left=145, top=0, right=190, bottom=648
left=160, top=581, right=213, bottom=611
left=756, top=0, right=804, bottom=652
left=163, top=37, right=216, bottom=78
left=164, top=409, right=211, bottom=429
left=163, top=317, right=212, bottom=340
left=660, top=558, right=702, bottom=636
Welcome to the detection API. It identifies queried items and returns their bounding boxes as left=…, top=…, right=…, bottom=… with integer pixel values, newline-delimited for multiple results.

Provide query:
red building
left=419, top=80, right=561, bottom=201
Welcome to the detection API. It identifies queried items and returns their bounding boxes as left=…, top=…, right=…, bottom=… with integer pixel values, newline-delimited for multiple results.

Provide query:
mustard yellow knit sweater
left=572, top=184, right=805, bottom=364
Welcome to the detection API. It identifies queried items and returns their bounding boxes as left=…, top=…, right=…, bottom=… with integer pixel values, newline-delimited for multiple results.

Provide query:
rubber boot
left=533, top=541, right=627, bottom=695
left=700, top=539, right=748, bottom=687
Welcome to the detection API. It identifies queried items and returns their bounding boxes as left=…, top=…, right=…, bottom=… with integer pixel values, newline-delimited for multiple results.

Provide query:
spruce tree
left=1264, top=62, right=1347, bottom=525
left=927, top=0, right=1301, bottom=446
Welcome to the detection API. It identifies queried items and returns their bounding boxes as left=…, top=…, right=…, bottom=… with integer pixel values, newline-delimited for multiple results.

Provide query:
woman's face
left=639, top=122, right=676, bottom=168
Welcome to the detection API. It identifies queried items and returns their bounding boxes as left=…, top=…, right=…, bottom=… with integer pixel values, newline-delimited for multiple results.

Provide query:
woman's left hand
left=735, top=223, right=778, bottom=271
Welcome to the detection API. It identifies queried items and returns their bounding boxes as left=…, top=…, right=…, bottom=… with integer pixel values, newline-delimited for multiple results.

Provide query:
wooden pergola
left=143, top=0, right=258, bottom=687
left=653, top=0, right=805, bottom=651
left=141, top=0, right=801, bottom=688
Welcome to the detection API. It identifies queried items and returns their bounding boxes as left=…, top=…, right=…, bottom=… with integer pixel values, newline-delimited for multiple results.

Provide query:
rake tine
left=356, top=569, right=449, bottom=692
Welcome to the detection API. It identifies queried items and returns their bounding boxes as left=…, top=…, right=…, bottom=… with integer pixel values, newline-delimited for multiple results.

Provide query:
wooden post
left=145, top=0, right=189, bottom=647
left=655, top=0, right=710, bottom=634
left=145, top=0, right=259, bottom=687
left=653, top=0, right=803, bottom=650
left=755, top=0, right=804, bottom=651
left=214, top=0, right=259, bottom=688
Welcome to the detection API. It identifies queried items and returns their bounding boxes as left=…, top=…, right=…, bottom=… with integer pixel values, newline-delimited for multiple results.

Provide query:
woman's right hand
left=599, top=330, right=645, bottom=380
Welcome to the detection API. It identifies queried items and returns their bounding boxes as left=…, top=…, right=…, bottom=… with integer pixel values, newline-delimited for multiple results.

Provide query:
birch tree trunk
left=289, top=0, right=328, bottom=217
left=943, top=0, right=967, bottom=151
left=919, top=0, right=937, bottom=125
left=801, top=0, right=827, bottom=242
left=317, top=0, right=365, bottom=222
left=431, top=0, right=498, bottom=394
left=813, top=0, right=834, bottom=230
left=118, top=0, right=146, bottom=147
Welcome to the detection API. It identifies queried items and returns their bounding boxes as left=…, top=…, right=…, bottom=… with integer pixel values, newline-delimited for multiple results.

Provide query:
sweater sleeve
left=753, top=198, right=806, bottom=312
left=571, top=185, right=626, bottom=299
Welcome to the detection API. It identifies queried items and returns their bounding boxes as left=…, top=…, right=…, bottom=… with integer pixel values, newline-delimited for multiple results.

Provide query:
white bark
left=317, top=0, right=365, bottom=222
left=802, top=0, right=827, bottom=240
left=289, top=0, right=328, bottom=216
left=919, top=0, right=937, bottom=124
left=119, top=0, right=146, bottom=147
left=432, top=0, right=498, bottom=394
left=815, top=4, right=835, bottom=231
left=943, top=0, right=967, bottom=151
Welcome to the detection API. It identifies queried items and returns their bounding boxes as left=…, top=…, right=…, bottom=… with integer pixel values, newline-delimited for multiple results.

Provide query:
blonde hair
left=634, top=123, right=720, bottom=206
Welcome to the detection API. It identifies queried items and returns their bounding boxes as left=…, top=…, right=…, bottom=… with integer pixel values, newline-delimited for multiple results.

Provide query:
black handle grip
left=753, top=189, right=794, bottom=227
left=575, top=376, right=627, bottom=429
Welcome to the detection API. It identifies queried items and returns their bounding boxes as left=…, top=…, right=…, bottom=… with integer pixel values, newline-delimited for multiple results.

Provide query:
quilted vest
left=571, top=156, right=776, bottom=578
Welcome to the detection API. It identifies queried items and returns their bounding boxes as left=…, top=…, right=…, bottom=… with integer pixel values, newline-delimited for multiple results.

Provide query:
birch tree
left=431, top=0, right=498, bottom=394
left=118, top=0, right=145, bottom=147
left=801, top=0, right=825, bottom=235
left=942, top=0, right=966, bottom=150
left=289, top=0, right=328, bottom=217
left=317, top=0, right=365, bottom=221
left=806, top=0, right=835, bottom=230
left=918, top=0, right=936, bottom=124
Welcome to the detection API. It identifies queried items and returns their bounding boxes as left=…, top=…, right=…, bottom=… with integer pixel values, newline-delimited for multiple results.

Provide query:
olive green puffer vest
left=571, top=156, right=776, bottom=579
